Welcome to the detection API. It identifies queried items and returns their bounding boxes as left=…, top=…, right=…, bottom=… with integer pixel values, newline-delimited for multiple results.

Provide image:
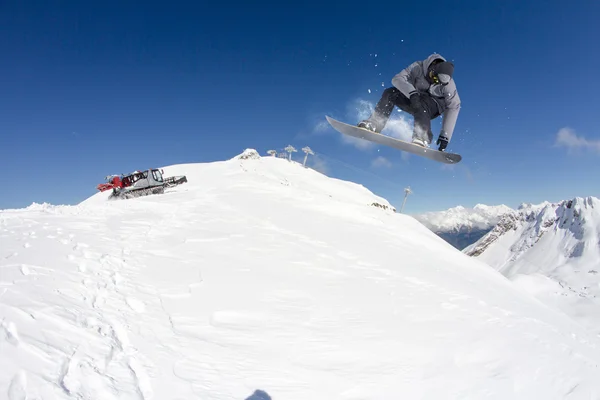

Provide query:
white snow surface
left=412, top=204, right=514, bottom=233
left=2, top=150, right=600, bottom=399
left=464, top=197, right=600, bottom=334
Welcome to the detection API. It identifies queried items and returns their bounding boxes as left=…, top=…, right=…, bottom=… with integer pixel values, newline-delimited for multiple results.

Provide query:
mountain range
left=412, top=204, right=514, bottom=249
left=464, top=196, right=600, bottom=334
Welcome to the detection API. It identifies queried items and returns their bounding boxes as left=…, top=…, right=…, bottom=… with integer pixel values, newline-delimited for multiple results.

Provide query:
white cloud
left=309, top=97, right=414, bottom=152
left=307, top=155, right=329, bottom=175
left=554, top=127, right=600, bottom=154
left=335, top=99, right=377, bottom=150
left=384, top=114, right=412, bottom=142
left=439, top=163, right=474, bottom=183
left=400, top=150, right=411, bottom=163
left=339, top=132, right=377, bottom=150
left=313, top=120, right=330, bottom=134
left=336, top=98, right=414, bottom=151
left=347, top=99, right=413, bottom=142
left=371, top=156, right=392, bottom=168
left=351, top=98, right=376, bottom=121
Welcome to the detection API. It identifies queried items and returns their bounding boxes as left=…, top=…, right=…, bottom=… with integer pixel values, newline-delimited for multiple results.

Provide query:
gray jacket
left=391, top=53, right=461, bottom=140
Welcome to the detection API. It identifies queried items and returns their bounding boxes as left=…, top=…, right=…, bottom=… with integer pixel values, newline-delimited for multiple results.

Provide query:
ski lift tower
left=400, top=186, right=412, bottom=213
left=301, top=146, right=314, bottom=167
left=284, top=145, right=297, bottom=161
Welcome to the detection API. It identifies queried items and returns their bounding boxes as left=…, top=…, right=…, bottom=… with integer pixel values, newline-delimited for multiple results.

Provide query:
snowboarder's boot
left=412, top=137, right=429, bottom=147
left=357, top=120, right=377, bottom=132
left=412, top=129, right=433, bottom=148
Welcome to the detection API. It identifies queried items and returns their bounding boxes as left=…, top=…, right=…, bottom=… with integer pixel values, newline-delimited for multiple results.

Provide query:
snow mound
left=2, top=156, right=600, bottom=399
left=232, top=148, right=261, bottom=160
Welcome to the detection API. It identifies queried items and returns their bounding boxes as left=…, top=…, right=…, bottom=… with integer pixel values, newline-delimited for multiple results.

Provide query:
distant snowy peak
left=413, top=204, right=514, bottom=233
left=517, top=201, right=553, bottom=211
left=464, top=196, right=600, bottom=263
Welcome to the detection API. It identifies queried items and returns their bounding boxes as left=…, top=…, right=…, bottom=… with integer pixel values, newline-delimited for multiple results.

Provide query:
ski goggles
left=431, top=71, right=451, bottom=85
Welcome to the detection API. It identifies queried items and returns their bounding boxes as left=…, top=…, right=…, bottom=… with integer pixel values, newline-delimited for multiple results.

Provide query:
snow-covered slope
left=2, top=150, right=600, bottom=399
left=412, top=204, right=514, bottom=249
left=464, top=197, right=600, bottom=333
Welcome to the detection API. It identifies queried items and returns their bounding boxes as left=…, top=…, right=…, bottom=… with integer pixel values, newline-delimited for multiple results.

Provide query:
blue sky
left=1, top=1, right=600, bottom=213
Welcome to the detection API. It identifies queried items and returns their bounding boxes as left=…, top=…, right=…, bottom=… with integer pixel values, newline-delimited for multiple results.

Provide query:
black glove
left=436, top=133, right=449, bottom=151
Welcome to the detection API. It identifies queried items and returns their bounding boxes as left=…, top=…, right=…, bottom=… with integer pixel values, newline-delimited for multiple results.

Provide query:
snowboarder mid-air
left=357, top=53, right=461, bottom=151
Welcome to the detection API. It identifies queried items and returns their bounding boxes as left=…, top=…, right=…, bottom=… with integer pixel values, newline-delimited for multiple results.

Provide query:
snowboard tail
left=325, top=116, right=462, bottom=164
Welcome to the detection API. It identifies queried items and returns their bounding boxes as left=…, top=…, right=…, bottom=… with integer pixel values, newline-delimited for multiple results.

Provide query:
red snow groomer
left=97, top=169, right=187, bottom=200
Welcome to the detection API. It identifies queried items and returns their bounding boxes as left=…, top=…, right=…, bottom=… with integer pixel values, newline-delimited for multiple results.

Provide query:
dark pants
left=367, top=87, right=440, bottom=142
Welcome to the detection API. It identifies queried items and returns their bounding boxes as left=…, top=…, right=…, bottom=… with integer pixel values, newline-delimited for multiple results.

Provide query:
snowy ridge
left=464, top=196, right=600, bottom=333
left=2, top=151, right=600, bottom=399
left=464, top=197, right=600, bottom=266
left=413, top=204, right=514, bottom=233
left=517, top=201, right=553, bottom=213
left=412, top=204, right=514, bottom=250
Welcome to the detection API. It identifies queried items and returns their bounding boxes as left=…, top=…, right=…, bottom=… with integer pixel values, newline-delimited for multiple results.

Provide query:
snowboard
left=325, top=115, right=462, bottom=164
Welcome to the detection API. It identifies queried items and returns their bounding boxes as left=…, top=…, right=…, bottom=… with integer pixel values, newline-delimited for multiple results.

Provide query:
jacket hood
left=423, top=53, right=447, bottom=74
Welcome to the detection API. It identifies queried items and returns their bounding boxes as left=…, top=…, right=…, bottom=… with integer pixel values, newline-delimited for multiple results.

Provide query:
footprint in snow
left=73, top=243, right=89, bottom=251
left=1, top=320, right=20, bottom=346
left=8, top=370, right=27, bottom=400
left=112, top=272, right=123, bottom=286
left=77, top=261, right=88, bottom=273
left=93, top=292, right=106, bottom=309
left=126, top=297, right=146, bottom=313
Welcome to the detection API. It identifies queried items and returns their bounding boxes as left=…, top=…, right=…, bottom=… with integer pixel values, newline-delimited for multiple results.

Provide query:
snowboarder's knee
left=382, top=87, right=398, bottom=96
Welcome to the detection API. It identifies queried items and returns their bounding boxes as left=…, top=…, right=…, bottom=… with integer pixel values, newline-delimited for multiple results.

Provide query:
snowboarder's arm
left=441, top=87, right=461, bottom=140
left=392, top=62, right=419, bottom=98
